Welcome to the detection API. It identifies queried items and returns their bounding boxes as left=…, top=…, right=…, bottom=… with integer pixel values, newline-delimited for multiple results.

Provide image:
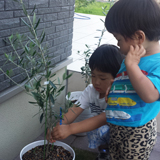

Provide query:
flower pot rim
left=20, top=140, right=75, bottom=160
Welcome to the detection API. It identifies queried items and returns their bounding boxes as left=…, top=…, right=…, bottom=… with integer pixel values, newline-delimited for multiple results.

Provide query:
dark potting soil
left=22, top=144, right=73, bottom=160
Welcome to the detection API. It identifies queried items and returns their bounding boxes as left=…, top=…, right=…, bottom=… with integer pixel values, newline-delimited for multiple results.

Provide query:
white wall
left=0, top=91, right=44, bottom=160
left=67, top=70, right=86, bottom=92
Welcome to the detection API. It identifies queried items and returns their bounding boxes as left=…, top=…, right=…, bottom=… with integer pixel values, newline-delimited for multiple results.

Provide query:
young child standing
left=47, top=44, right=124, bottom=159
left=105, top=0, right=160, bottom=159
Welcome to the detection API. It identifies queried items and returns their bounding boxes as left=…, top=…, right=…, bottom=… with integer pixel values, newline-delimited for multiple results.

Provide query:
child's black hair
left=105, top=0, right=160, bottom=41
left=89, top=44, right=124, bottom=78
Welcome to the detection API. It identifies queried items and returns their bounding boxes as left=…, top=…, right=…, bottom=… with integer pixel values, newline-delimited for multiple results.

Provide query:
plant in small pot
left=0, top=0, right=75, bottom=159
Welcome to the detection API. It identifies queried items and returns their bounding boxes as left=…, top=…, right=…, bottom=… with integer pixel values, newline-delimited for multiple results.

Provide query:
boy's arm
left=46, top=105, right=83, bottom=142
left=125, top=45, right=159, bottom=103
left=51, top=112, right=107, bottom=140
left=62, top=105, right=84, bottom=124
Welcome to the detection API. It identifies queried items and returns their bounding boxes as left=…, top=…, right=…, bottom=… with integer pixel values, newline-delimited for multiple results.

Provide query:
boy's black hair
left=105, top=0, right=160, bottom=41
left=89, top=44, right=124, bottom=78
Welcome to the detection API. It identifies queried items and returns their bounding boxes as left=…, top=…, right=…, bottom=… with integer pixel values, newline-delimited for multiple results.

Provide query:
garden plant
left=79, top=3, right=114, bottom=87
left=75, top=0, right=95, bottom=10
left=0, top=0, right=74, bottom=159
left=75, top=0, right=115, bottom=16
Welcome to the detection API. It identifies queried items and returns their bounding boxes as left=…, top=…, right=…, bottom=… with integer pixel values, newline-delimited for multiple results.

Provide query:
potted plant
left=0, top=0, right=75, bottom=159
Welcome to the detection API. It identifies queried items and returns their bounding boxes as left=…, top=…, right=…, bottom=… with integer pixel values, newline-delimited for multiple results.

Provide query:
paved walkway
left=14, top=13, right=160, bottom=160
left=67, top=13, right=116, bottom=72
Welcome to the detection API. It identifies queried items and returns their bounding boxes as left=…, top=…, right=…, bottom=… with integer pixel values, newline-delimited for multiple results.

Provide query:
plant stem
left=0, top=68, right=25, bottom=91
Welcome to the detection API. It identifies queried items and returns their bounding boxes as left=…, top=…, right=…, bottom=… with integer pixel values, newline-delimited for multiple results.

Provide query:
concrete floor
left=67, top=13, right=117, bottom=73
left=14, top=13, right=160, bottom=160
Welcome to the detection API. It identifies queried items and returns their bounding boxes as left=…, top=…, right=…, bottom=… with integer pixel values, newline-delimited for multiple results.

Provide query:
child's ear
left=134, top=30, right=145, bottom=44
left=110, top=79, right=114, bottom=84
left=105, top=79, right=114, bottom=103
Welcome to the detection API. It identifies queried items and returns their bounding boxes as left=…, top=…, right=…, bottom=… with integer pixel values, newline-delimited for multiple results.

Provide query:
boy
left=105, top=0, right=160, bottom=159
left=47, top=44, right=124, bottom=159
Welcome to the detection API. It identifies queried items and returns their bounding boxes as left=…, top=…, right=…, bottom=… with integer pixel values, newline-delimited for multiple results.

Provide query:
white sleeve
left=75, top=85, right=92, bottom=109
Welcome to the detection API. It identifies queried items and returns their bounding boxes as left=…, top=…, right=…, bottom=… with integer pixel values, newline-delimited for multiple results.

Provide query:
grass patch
left=75, top=2, right=112, bottom=16
left=73, top=147, right=98, bottom=160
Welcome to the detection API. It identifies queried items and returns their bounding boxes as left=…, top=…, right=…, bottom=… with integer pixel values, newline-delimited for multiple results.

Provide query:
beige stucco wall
left=0, top=66, right=69, bottom=160
left=67, top=70, right=86, bottom=92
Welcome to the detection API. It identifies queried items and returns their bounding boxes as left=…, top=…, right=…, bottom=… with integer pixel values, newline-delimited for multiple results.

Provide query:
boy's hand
left=125, top=45, right=146, bottom=67
left=46, top=128, right=56, bottom=143
left=51, top=124, right=71, bottom=140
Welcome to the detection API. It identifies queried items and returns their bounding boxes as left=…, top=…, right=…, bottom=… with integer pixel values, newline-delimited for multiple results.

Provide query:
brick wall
left=0, top=0, right=75, bottom=92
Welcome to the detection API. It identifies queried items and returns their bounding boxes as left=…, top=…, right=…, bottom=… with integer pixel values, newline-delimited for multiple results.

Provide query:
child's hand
left=46, top=128, right=56, bottom=143
left=125, top=45, right=146, bottom=67
left=51, top=124, right=71, bottom=140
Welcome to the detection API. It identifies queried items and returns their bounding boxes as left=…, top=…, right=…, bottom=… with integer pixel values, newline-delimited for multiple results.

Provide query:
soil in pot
left=22, top=144, right=73, bottom=160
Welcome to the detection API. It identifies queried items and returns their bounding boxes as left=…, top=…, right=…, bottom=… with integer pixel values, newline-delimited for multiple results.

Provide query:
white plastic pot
left=20, top=140, right=75, bottom=160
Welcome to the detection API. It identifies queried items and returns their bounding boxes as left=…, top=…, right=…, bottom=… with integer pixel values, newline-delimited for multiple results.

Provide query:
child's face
left=113, top=33, right=138, bottom=55
left=91, top=69, right=114, bottom=98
